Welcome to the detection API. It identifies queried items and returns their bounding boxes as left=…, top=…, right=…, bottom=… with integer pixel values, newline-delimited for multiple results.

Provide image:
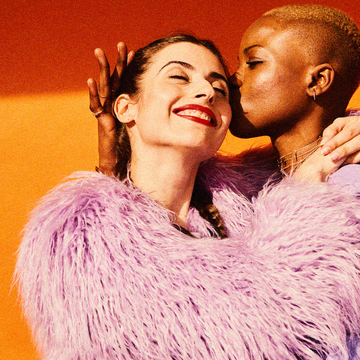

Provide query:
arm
left=88, top=42, right=134, bottom=175
left=285, top=114, right=360, bottom=182
left=15, top=173, right=147, bottom=359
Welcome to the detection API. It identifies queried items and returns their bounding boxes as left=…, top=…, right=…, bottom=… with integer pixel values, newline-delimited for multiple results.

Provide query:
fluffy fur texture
left=16, top=157, right=360, bottom=360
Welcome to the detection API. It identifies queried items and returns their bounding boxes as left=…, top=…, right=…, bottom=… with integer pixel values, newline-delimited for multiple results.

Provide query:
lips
left=173, top=104, right=217, bottom=127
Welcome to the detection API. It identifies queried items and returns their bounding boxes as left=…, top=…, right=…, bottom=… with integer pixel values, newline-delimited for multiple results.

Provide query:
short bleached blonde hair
left=264, top=5, right=360, bottom=96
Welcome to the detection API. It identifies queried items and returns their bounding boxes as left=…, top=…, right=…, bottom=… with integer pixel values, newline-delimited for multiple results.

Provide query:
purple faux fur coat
left=16, top=156, right=360, bottom=360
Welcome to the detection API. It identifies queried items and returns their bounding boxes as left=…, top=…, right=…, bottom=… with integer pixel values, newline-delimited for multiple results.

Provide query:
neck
left=272, top=123, right=322, bottom=158
left=277, top=136, right=322, bottom=175
left=129, top=147, right=201, bottom=228
left=271, top=114, right=327, bottom=175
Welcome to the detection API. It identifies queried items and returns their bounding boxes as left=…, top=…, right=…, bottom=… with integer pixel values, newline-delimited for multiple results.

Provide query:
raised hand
left=88, top=42, right=134, bottom=175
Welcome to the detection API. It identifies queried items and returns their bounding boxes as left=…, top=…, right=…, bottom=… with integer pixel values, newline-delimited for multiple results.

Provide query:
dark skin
left=88, top=43, right=135, bottom=175
left=229, top=16, right=360, bottom=163
left=88, top=42, right=360, bottom=176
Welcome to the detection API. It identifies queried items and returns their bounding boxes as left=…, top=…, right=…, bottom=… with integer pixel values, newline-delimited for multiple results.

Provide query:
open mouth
left=173, top=104, right=217, bottom=127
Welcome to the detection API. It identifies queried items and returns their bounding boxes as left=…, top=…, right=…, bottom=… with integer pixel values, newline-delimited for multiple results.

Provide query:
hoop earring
left=313, top=89, right=316, bottom=101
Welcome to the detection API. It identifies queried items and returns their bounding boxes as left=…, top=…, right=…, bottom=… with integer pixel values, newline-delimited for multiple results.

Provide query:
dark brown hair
left=114, top=34, right=228, bottom=238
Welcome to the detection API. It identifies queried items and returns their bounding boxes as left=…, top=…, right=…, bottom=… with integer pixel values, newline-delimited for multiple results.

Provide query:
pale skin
left=95, top=42, right=231, bottom=228
left=88, top=40, right=360, bottom=181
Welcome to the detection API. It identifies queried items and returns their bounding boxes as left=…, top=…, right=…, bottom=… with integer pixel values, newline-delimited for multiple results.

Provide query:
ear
left=307, top=63, right=335, bottom=99
left=113, top=94, right=137, bottom=124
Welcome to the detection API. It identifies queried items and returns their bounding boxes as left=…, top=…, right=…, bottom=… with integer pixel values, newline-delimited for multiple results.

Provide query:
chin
left=229, top=115, right=264, bottom=138
left=229, top=124, right=254, bottom=138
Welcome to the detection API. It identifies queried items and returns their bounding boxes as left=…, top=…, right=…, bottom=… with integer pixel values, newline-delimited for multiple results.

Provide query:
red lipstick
left=173, top=104, right=217, bottom=127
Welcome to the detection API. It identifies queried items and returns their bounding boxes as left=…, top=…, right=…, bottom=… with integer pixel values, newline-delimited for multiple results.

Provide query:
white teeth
left=177, top=109, right=212, bottom=122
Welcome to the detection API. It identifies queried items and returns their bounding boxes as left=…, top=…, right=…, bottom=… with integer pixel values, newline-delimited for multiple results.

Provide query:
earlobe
left=113, top=94, right=137, bottom=124
left=307, top=63, right=335, bottom=99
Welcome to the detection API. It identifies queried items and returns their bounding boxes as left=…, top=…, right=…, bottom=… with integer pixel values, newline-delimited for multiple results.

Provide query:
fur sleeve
left=243, top=179, right=360, bottom=357
left=15, top=172, right=179, bottom=359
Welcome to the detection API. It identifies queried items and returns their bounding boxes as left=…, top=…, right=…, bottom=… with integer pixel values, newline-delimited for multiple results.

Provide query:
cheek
left=251, top=76, right=274, bottom=97
left=242, top=70, right=281, bottom=101
left=216, top=100, right=231, bottom=131
left=223, top=105, right=232, bottom=127
left=137, top=89, right=175, bottom=120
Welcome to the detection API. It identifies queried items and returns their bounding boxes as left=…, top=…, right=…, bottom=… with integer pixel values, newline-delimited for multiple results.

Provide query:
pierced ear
left=113, top=94, right=137, bottom=124
left=307, top=63, right=335, bottom=99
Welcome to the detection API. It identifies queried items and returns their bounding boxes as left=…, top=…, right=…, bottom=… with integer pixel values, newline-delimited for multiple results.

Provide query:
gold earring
left=313, top=89, right=316, bottom=101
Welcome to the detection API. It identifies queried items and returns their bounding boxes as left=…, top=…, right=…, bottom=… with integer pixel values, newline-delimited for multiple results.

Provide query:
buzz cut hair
left=264, top=5, right=360, bottom=96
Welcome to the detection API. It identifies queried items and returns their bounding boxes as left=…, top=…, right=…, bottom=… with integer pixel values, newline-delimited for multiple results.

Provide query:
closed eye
left=211, top=79, right=228, bottom=97
left=214, top=87, right=227, bottom=96
left=246, top=61, right=263, bottom=69
left=169, top=75, right=188, bottom=81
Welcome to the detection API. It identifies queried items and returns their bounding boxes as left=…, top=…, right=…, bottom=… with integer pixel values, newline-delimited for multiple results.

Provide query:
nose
left=229, top=72, right=242, bottom=88
left=194, top=80, right=216, bottom=104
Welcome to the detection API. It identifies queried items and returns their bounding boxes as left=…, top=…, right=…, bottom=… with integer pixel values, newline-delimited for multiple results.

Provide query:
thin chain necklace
left=277, top=136, right=322, bottom=176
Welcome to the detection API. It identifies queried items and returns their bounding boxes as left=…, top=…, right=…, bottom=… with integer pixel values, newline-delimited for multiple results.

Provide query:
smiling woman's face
left=127, top=42, right=232, bottom=160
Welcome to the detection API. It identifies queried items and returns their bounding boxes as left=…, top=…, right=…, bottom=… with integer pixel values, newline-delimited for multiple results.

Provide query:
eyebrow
left=159, top=60, right=195, bottom=72
left=159, top=60, right=228, bottom=84
left=244, top=45, right=264, bottom=54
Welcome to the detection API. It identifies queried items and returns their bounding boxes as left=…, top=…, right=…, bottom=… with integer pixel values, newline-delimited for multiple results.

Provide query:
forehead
left=240, top=16, right=304, bottom=56
left=149, top=42, right=226, bottom=75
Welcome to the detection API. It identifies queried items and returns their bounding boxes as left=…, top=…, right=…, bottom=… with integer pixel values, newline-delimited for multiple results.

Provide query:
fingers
left=117, top=42, right=128, bottom=70
left=94, top=43, right=134, bottom=105
left=344, top=151, right=360, bottom=164
left=88, top=78, right=103, bottom=115
left=110, top=42, right=133, bottom=95
left=93, top=48, right=113, bottom=112
left=321, top=116, right=359, bottom=156
left=324, top=135, right=360, bottom=163
left=127, top=49, right=135, bottom=65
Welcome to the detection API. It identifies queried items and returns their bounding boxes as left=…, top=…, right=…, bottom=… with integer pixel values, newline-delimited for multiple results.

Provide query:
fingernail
left=321, top=146, right=331, bottom=156
left=320, top=137, right=328, bottom=146
left=330, top=151, right=340, bottom=162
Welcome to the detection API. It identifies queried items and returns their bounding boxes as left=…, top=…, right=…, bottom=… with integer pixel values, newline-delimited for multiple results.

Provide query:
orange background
left=1, top=0, right=360, bottom=359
